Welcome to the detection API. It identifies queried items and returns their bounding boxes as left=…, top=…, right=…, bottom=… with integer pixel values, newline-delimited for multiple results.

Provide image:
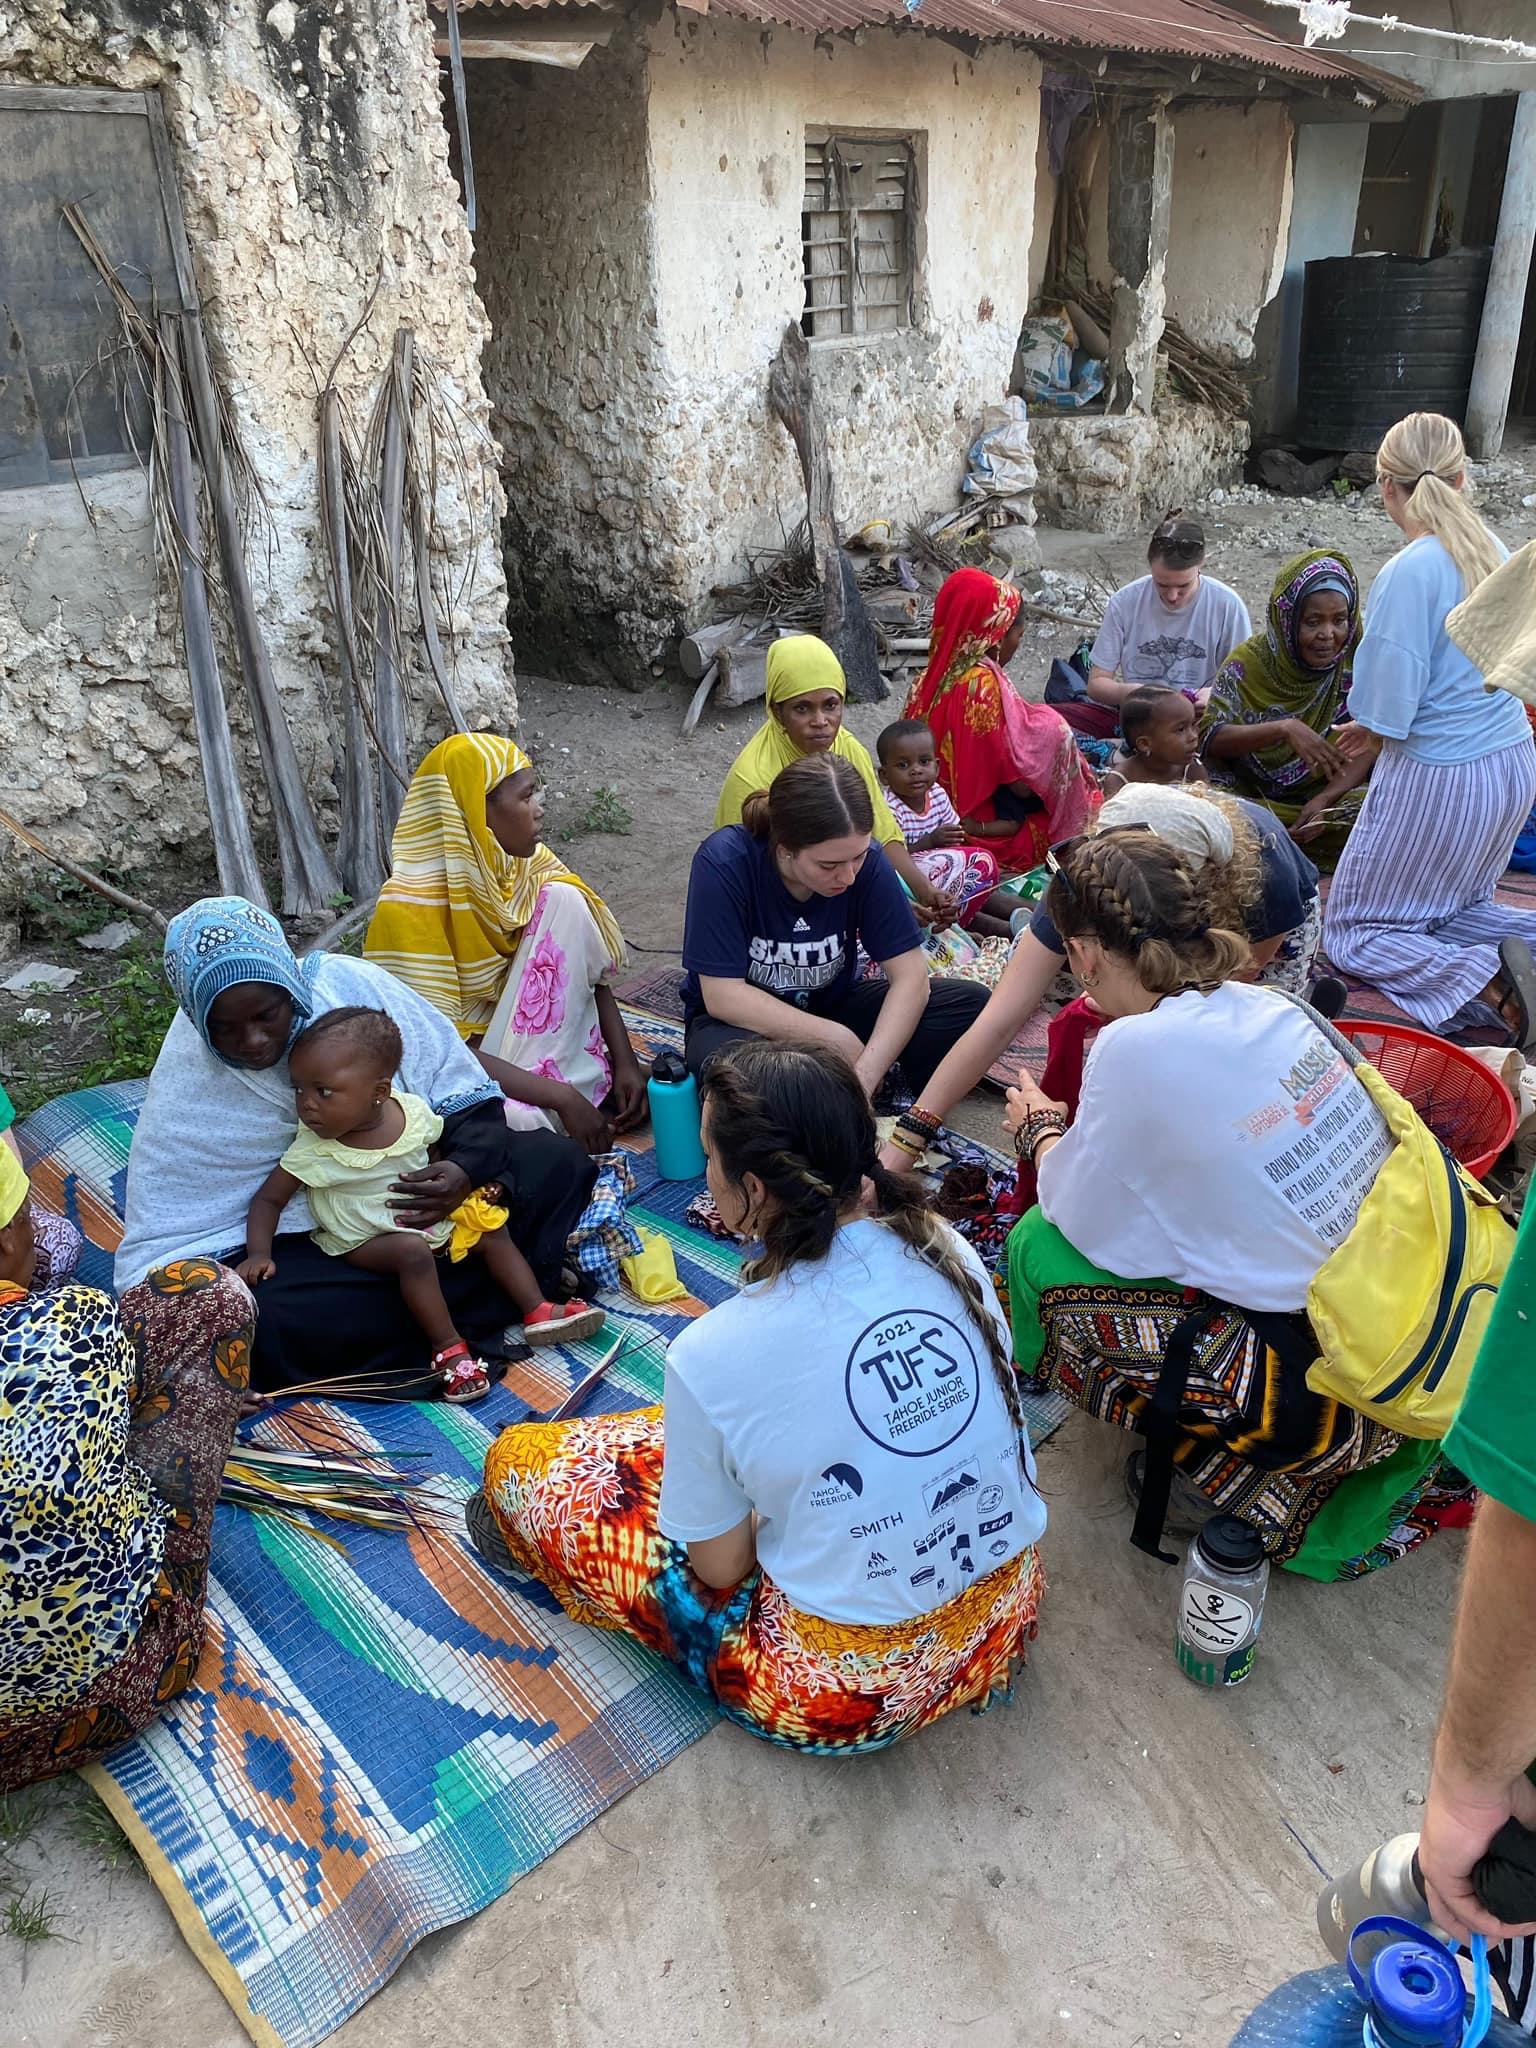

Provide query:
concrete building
left=453, top=0, right=1404, bottom=673
left=1236, top=1, right=1536, bottom=457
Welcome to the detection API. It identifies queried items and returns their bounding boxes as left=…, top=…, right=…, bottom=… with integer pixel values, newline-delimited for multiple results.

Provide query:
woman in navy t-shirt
left=682, top=756, right=988, bottom=1096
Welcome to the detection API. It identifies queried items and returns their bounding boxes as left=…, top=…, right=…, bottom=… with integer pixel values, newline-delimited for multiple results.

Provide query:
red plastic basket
left=1335, top=1020, right=1518, bottom=1181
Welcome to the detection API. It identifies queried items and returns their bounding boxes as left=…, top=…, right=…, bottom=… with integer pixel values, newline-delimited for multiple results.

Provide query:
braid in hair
left=1048, top=832, right=1250, bottom=995
left=866, top=1159, right=1027, bottom=1474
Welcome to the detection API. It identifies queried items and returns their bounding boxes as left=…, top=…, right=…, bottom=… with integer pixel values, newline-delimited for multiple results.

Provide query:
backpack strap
left=1267, top=987, right=1367, bottom=1068
left=1131, top=1303, right=1217, bottom=1565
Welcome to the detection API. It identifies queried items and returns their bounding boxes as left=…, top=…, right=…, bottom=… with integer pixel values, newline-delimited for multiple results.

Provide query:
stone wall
left=0, top=0, right=509, bottom=884
left=467, top=36, right=668, bottom=687
left=1029, top=406, right=1250, bottom=533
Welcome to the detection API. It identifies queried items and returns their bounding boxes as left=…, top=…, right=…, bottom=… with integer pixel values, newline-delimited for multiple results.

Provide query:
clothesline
left=1260, top=0, right=1536, bottom=60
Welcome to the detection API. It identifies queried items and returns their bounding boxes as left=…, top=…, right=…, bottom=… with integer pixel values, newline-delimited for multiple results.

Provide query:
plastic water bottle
left=647, top=1052, right=707, bottom=1181
left=1175, top=1515, right=1268, bottom=1688
left=1230, top=1916, right=1523, bottom=2046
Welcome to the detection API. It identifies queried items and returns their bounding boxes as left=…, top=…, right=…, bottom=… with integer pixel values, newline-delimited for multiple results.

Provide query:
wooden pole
left=319, top=389, right=388, bottom=902
left=158, top=316, right=269, bottom=910
left=767, top=321, right=886, bottom=703
left=0, top=806, right=169, bottom=933
left=374, top=329, right=416, bottom=838
left=179, top=309, right=338, bottom=915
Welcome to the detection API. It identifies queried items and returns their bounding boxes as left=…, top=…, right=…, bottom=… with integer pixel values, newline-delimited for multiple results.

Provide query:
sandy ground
left=9, top=462, right=1531, bottom=2047
left=4, top=1419, right=1464, bottom=2048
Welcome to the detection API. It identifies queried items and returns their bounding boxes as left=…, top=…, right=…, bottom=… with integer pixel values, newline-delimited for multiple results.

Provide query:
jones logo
left=866, top=1548, right=897, bottom=1581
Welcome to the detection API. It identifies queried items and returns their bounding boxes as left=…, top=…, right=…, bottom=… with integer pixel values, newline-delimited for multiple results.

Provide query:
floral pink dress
left=480, top=883, right=620, bottom=1133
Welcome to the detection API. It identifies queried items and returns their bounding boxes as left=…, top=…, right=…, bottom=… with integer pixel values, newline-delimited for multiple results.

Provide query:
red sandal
left=433, top=1340, right=491, bottom=1404
left=522, top=1301, right=606, bottom=1349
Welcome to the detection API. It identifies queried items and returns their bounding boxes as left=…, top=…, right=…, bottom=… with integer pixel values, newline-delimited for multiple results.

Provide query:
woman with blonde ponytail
left=1005, top=832, right=1450, bottom=1581
left=474, top=1038, right=1046, bottom=1753
left=1325, top=412, right=1536, bottom=1043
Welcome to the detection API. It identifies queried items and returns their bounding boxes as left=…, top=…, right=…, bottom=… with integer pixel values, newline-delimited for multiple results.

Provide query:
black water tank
left=1295, top=247, right=1491, bottom=448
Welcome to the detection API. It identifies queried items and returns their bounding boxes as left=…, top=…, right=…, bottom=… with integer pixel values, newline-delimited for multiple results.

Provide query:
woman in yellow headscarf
left=714, top=637, right=954, bottom=919
left=366, top=734, right=643, bottom=1153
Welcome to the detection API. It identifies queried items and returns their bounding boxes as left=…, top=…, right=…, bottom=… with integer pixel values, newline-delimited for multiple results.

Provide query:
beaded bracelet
left=1012, top=1106, right=1067, bottom=1160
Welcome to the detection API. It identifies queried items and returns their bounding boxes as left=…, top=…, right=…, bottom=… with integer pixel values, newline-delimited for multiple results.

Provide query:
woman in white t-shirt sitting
left=1005, top=830, right=1447, bottom=1583
left=477, top=1039, right=1047, bottom=1753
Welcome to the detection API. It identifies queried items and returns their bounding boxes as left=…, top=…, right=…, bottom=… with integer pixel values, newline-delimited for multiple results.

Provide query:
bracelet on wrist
left=1012, top=1105, right=1067, bottom=1160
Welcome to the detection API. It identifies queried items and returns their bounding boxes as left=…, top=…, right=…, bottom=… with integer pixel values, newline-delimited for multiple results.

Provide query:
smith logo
left=850, top=1513, right=903, bottom=1540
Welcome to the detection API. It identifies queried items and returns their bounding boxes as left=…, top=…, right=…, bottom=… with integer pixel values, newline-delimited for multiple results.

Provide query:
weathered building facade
left=0, top=0, right=512, bottom=882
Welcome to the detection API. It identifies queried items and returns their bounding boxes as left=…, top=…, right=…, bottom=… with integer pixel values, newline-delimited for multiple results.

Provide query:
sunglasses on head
left=1046, top=818, right=1156, bottom=883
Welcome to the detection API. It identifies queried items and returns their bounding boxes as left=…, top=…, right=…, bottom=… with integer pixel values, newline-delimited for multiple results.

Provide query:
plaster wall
left=1080, top=100, right=1294, bottom=361
left=1254, top=119, right=1370, bottom=435
left=644, top=16, right=1040, bottom=656
left=1164, top=102, right=1294, bottom=357
left=0, top=0, right=509, bottom=882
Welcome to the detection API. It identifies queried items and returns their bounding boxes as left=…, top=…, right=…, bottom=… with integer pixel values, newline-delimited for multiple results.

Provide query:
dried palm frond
left=219, top=1439, right=454, bottom=1549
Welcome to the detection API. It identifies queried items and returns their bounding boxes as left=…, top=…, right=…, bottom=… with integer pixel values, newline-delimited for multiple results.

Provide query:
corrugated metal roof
left=446, top=0, right=1414, bottom=96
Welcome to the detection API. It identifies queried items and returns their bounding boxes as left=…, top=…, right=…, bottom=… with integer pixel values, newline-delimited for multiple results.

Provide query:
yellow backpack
left=1305, top=1058, right=1516, bottom=1438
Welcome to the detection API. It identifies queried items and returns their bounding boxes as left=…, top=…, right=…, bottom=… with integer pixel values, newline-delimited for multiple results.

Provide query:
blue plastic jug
left=1231, top=1918, right=1524, bottom=2047
left=647, top=1052, right=707, bottom=1181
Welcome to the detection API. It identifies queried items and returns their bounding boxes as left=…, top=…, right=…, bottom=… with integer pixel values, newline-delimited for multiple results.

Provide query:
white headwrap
left=1098, top=785, right=1235, bottom=872
left=115, top=905, right=501, bottom=1290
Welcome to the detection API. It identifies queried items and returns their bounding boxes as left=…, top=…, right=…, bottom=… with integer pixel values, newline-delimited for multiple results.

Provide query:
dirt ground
left=4, top=459, right=1532, bottom=2046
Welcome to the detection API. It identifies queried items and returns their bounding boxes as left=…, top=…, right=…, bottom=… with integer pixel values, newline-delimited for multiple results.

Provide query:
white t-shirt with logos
left=1090, top=573, right=1251, bottom=692
left=658, top=1219, right=1046, bottom=1624
left=1038, top=981, right=1394, bottom=1313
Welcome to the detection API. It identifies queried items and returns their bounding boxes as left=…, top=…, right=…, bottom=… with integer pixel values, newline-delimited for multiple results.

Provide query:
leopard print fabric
left=0, top=1258, right=251, bottom=1787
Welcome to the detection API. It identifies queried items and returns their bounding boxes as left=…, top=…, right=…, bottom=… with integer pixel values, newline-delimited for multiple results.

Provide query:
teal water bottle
left=647, top=1052, right=707, bottom=1181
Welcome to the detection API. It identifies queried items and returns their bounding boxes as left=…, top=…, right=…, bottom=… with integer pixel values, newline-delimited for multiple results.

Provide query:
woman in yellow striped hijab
left=366, top=734, right=643, bottom=1152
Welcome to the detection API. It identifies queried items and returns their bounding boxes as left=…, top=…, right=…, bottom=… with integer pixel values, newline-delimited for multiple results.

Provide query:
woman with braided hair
left=474, top=1039, right=1046, bottom=1752
left=1006, top=832, right=1453, bottom=1582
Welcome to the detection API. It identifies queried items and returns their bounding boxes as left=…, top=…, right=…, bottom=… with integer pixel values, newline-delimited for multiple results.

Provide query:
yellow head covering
left=0, top=1143, right=27, bottom=1232
left=712, top=635, right=902, bottom=846
left=365, top=732, right=626, bottom=1039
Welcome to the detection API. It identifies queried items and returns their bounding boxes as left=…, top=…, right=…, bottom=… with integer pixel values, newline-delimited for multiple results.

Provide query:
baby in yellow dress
left=237, top=1007, right=603, bottom=1402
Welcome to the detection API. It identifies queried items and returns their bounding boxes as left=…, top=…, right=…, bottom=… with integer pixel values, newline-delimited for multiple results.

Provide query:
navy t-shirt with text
left=680, top=825, right=920, bottom=1026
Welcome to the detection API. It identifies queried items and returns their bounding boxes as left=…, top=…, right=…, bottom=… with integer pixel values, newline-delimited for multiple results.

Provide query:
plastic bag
left=1013, top=315, right=1075, bottom=400
left=962, top=396, right=1037, bottom=500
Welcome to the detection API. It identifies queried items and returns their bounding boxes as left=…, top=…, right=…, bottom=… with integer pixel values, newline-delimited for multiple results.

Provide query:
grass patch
left=3, top=1887, right=64, bottom=1946
left=0, top=1789, right=45, bottom=1854
left=78, top=945, right=178, bottom=1090
left=559, top=785, right=633, bottom=842
left=61, top=1790, right=139, bottom=1872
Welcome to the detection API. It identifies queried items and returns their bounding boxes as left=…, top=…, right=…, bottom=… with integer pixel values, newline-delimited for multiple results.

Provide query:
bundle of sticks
left=1050, top=277, right=1249, bottom=418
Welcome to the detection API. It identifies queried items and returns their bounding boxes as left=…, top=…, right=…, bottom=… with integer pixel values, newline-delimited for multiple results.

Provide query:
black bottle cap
left=649, top=1051, right=688, bottom=1085
left=1196, top=1515, right=1266, bottom=1572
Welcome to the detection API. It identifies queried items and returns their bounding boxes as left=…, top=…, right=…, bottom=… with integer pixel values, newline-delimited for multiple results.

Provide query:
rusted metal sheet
left=448, top=0, right=1415, bottom=99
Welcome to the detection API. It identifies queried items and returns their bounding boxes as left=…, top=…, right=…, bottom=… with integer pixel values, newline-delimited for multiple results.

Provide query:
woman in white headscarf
left=877, top=785, right=1323, bottom=1175
left=117, top=898, right=597, bottom=1395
